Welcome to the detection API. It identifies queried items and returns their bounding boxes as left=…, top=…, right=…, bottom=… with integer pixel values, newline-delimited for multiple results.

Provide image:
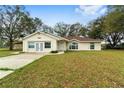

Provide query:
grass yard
left=0, top=50, right=124, bottom=88
left=0, top=48, right=21, bottom=57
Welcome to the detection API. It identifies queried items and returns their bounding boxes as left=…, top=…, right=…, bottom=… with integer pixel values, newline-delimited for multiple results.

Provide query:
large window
left=45, top=42, right=51, bottom=48
left=28, top=42, right=35, bottom=48
left=69, top=42, right=78, bottom=50
left=90, top=43, right=95, bottom=49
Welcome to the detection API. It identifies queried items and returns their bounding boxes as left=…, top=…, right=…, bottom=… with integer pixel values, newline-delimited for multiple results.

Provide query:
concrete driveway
left=0, top=53, right=47, bottom=79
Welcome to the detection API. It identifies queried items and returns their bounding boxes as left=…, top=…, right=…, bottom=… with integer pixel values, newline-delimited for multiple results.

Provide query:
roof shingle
left=64, top=36, right=101, bottom=42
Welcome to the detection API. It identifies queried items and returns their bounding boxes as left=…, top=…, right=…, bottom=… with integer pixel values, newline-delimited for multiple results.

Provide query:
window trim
left=90, top=43, right=95, bottom=50
left=28, top=42, right=35, bottom=48
left=69, top=42, right=78, bottom=50
left=44, top=42, right=51, bottom=48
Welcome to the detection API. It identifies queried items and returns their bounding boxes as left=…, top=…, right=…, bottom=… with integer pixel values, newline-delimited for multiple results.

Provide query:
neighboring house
left=13, top=38, right=23, bottom=50
left=22, top=32, right=101, bottom=52
left=13, top=41, right=22, bottom=50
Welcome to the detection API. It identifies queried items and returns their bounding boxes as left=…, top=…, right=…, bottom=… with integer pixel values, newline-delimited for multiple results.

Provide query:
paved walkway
left=0, top=53, right=47, bottom=79
left=0, top=71, right=13, bottom=79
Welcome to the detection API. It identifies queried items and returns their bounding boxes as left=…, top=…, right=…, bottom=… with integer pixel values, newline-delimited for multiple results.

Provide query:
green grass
left=0, top=48, right=21, bottom=57
left=0, top=50, right=124, bottom=88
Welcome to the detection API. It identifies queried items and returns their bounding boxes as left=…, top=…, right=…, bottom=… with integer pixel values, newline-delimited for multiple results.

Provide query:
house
left=13, top=41, right=22, bottom=50
left=22, top=32, right=101, bottom=52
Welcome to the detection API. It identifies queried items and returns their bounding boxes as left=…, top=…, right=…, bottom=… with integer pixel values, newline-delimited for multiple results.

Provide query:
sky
left=25, top=5, right=107, bottom=27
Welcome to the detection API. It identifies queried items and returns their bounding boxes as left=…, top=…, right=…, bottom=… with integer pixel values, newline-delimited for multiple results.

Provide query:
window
left=69, top=42, right=78, bottom=50
left=90, top=43, right=95, bottom=49
left=45, top=42, right=51, bottom=48
left=28, top=42, right=35, bottom=48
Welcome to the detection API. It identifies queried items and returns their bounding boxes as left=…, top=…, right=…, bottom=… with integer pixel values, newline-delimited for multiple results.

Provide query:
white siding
left=94, top=43, right=101, bottom=50
left=78, top=42, right=90, bottom=50
left=67, top=41, right=101, bottom=51
left=23, top=32, right=101, bottom=52
left=57, top=41, right=67, bottom=51
left=23, top=33, right=58, bottom=52
left=78, top=42, right=101, bottom=50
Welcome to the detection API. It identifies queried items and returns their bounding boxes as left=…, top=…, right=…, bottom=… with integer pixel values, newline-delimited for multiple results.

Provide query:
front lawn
left=0, top=50, right=124, bottom=88
left=0, top=48, right=21, bottom=57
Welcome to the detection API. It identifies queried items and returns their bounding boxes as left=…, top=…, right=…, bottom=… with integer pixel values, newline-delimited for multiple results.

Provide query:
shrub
left=0, top=68, right=14, bottom=71
left=106, top=43, right=124, bottom=49
left=101, top=44, right=107, bottom=50
left=51, top=51, right=58, bottom=53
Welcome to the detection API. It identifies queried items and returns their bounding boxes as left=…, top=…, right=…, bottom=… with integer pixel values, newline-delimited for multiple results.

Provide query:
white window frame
left=44, top=42, right=51, bottom=48
left=69, top=42, right=78, bottom=50
left=90, top=43, right=95, bottom=50
left=28, top=42, right=35, bottom=48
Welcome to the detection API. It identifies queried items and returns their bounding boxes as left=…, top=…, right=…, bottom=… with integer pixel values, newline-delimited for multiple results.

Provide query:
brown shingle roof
left=64, top=36, right=101, bottom=42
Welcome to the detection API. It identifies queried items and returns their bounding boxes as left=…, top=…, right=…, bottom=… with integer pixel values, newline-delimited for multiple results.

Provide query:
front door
left=36, top=42, right=43, bottom=52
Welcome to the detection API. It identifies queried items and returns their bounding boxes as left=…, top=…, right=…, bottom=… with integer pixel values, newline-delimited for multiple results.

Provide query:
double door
left=36, top=42, right=43, bottom=52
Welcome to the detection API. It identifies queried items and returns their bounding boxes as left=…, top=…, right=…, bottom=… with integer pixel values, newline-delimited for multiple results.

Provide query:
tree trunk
left=9, top=39, right=13, bottom=50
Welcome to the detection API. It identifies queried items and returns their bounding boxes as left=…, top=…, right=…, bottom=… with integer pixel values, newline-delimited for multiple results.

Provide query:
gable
left=23, top=32, right=69, bottom=41
left=23, top=32, right=60, bottom=42
left=23, top=32, right=61, bottom=40
left=64, top=36, right=101, bottom=43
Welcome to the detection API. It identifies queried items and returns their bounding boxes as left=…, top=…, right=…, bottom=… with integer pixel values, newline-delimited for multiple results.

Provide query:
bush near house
left=106, top=43, right=124, bottom=49
left=50, top=51, right=58, bottom=53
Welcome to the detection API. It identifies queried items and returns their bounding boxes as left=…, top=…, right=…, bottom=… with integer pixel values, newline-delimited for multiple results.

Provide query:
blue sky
left=25, top=5, right=107, bottom=27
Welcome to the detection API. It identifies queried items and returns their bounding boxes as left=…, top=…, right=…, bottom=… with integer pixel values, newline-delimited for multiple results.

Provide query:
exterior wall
left=78, top=42, right=101, bottom=50
left=23, top=33, right=57, bottom=52
left=23, top=32, right=101, bottom=52
left=13, top=43, right=22, bottom=50
left=57, top=40, right=67, bottom=51
left=94, top=43, right=101, bottom=50
left=78, top=42, right=91, bottom=50
left=67, top=41, right=101, bottom=51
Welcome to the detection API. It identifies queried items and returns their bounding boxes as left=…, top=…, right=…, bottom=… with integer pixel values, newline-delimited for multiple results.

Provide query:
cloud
left=75, top=5, right=107, bottom=15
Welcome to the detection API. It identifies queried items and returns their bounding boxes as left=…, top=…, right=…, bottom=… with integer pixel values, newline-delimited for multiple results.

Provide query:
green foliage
left=0, top=68, right=14, bottom=71
left=54, top=22, right=88, bottom=37
left=0, top=6, right=43, bottom=50
left=50, top=50, right=58, bottom=53
left=19, top=16, right=43, bottom=35
left=79, top=26, right=88, bottom=36
left=69, top=23, right=82, bottom=36
left=54, top=22, right=70, bottom=37
left=107, top=5, right=124, bottom=13
left=41, top=24, right=54, bottom=34
left=104, top=11, right=124, bottom=33
left=87, top=6, right=124, bottom=48
left=0, top=6, right=28, bottom=50
left=0, top=5, right=124, bottom=49
left=103, top=6, right=124, bottom=47
left=88, top=17, right=105, bottom=39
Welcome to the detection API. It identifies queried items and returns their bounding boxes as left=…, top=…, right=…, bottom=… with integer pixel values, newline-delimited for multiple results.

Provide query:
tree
left=54, top=22, right=88, bottom=37
left=107, top=5, right=124, bottom=13
left=0, top=26, right=2, bottom=39
left=0, top=5, right=28, bottom=50
left=69, top=23, right=82, bottom=36
left=54, top=22, right=70, bottom=37
left=19, top=16, right=43, bottom=36
left=88, top=17, right=105, bottom=39
left=103, top=6, right=124, bottom=48
left=41, top=24, right=54, bottom=34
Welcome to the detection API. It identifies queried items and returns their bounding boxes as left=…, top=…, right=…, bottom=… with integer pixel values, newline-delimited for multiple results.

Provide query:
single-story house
left=13, top=41, right=22, bottom=50
left=22, top=32, right=101, bottom=52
